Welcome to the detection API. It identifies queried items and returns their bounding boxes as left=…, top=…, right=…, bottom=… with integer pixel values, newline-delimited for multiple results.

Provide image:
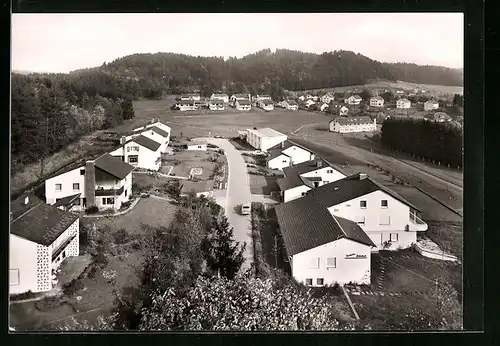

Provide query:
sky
left=12, top=13, right=464, bottom=73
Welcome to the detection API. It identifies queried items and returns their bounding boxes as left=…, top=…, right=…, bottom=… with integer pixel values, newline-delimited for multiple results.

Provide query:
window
left=73, top=183, right=80, bottom=191
left=102, top=197, right=115, bottom=205
left=327, top=169, right=333, bottom=173
left=129, top=156, right=138, bottom=163
left=282, top=160, right=287, bottom=163
left=74, top=198, right=81, bottom=206
left=379, top=215, right=391, bottom=225
left=326, top=257, right=336, bottom=268
left=317, top=278, right=324, bottom=286
left=356, top=216, right=366, bottom=225
left=125, top=189, right=127, bottom=197
left=10, top=269, right=19, bottom=286
left=390, top=233, right=399, bottom=242
left=309, top=258, right=320, bottom=269
left=346, top=204, right=351, bottom=207
left=305, top=278, right=313, bottom=286
left=55, top=184, right=62, bottom=191
left=381, top=200, right=388, bottom=208
left=301, top=192, right=307, bottom=196
left=197, top=145, right=202, bottom=149
left=80, top=169, right=85, bottom=175
left=360, top=200, right=367, bottom=208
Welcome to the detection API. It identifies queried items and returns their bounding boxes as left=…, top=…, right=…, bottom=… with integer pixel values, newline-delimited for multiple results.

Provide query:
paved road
left=197, top=138, right=253, bottom=271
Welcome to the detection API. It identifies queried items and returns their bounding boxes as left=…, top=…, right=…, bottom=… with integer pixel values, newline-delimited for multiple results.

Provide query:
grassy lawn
left=163, top=150, right=218, bottom=179
left=426, top=221, right=463, bottom=260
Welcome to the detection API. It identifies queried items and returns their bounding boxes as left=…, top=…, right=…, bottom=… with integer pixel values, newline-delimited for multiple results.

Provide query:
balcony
left=408, top=213, right=428, bottom=231
left=52, top=234, right=77, bottom=262
left=95, top=185, right=124, bottom=197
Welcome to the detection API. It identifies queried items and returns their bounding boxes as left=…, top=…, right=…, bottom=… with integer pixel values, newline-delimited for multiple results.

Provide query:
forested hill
left=382, top=63, right=463, bottom=86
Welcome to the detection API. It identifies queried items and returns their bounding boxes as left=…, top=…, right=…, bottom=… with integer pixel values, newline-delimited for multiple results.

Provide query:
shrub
left=62, top=277, right=85, bottom=296
left=10, top=290, right=37, bottom=301
left=87, top=265, right=97, bottom=279
left=173, top=159, right=181, bottom=166
left=121, top=200, right=132, bottom=209
left=35, top=296, right=63, bottom=312
left=85, top=206, right=99, bottom=214
left=113, top=228, right=129, bottom=245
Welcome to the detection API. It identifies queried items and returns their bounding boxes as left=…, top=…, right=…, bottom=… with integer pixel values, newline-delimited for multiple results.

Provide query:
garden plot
left=163, top=150, right=219, bottom=180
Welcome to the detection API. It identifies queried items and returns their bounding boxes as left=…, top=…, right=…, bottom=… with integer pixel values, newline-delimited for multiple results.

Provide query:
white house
left=306, top=94, right=318, bottom=101
left=277, top=159, right=346, bottom=203
left=370, top=96, right=385, bottom=107
left=109, top=135, right=162, bottom=171
left=396, top=98, right=411, bottom=109
left=259, top=99, right=274, bottom=111
left=266, top=140, right=316, bottom=170
left=320, top=103, right=329, bottom=112
left=432, top=112, right=452, bottom=122
left=309, top=173, right=428, bottom=251
left=128, top=124, right=170, bottom=154
left=424, top=100, right=439, bottom=111
left=10, top=194, right=80, bottom=294
left=176, top=99, right=198, bottom=111
left=253, top=94, right=272, bottom=103
left=187, top=141, right=208, bottom=151
left=329, top=116, right=377, bottom=133
left=45, top=153, right=134, bottom=212
left=210, top=93, right=229, bottom=103
left=180, top=94, right=201, bottom=101
left=235, top=99, right=251, bottom=111
left=230, top=94, right=251, bottom=105
left=282, top=100, right=298, bottom=110
left=298, top=95, right=306, bottom=102
left=305, top=100, right=316, bottom=108
left=345, top=95, right=362, bottom=105
left=209, top=99, right=225, bottom=110
left=275, top=195, right=375, bottom=286
left=321, top=93, right=334, bottom=104
left=339, top=106, right=349, bottom=116
left=245, top=128, right=287, bottom=152
left=396, top=90, right=405, bottom=95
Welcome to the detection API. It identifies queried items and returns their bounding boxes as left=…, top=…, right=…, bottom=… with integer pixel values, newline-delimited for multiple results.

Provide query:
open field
left=11, top=197, right=177, bottom=331
left=297, top=80, right=463, bottom=96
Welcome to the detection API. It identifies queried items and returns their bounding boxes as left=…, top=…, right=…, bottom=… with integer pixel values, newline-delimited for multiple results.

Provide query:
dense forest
left=11, top=48, right=462, bottom=167
left=381, top=118, right=463, bottom=169
left=11, top=72, right=135, bottom=166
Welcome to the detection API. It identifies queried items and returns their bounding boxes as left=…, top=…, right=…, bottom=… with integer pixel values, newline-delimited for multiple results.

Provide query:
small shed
left=187, top=141, right=208, bottom=151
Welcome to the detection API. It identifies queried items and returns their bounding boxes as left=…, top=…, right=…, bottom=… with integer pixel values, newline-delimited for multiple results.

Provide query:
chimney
left=316, top=160, right=322, bottom=168
left=120, top=136, right=127, bottom=145
left=85, top=160, right=96, bottom=207
left=24, top=196, right=29, bottom=205
left=359, top=173, right=367, bottom=180
left=281, top=141, right=284, bottom=149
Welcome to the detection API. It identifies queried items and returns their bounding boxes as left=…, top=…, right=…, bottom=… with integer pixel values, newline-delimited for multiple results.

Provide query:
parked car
left=240, top=202, right=251, bottom=215
left=253, top=150, right=266, bottom=157
left=214, top=135, right=223, bottom=138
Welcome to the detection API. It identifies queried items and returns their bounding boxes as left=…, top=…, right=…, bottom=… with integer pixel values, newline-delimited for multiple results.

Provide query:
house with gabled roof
left=305, top=172, right=428, bottom=251
left=424, top=100, right=439, bottom=111
left=274, top=193, right=375, bottom=286
left=209, top=99, right=225, bottom=110
left=180, top=94, right=201, bottom=101
left=320, top=103, right=329, bottom=112
left=396, top=98, right=411, bottom=109
left=266, top=140, right=316, bottom=170
left=235, top=99, right=251, bottom=111
left=129, top=121, right=171, bottom=153
left=329, top=116, right=376, bottom=133
left=230, top=94, right=251, bottom=105
left=210, top=93, right=229, bottom=103
left=109, top=134, right=162, bottom=171
left=282, top=99, right=298, bottom=111
left=345, top=95, right=362, bottom=105
left=259, top=98, right=274, bottom=111
left=45, top=153, right=134, bottom=212
left=176, top=99, right=198, bottom=111
left=277, top=158, right=346, bottom=202
left=10, top=194, right=80, bottom=294
left=321, top=93, right=335, bottom=104
left=369, top=96, right=385, bottom=107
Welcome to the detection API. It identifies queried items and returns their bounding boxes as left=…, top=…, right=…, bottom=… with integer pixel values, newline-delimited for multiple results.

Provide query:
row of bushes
left=381, top=118, right=463, bottom=169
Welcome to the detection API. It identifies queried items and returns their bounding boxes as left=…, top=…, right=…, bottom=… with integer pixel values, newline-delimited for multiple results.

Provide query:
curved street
left=198, top=138, right=253, bottom=271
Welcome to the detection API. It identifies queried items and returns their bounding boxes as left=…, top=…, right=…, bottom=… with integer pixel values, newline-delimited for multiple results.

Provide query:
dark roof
left=285, top=100, right=298, bottom=106
left=278, top=158, right=346, bottom=191
left=150, top=126, right=170, bottom=139
left=268, top=140, right=294, bottom=152
left=302, top=176, right=322, bottom=182
left=237, top=99, right=251, bottom=105
left=277, top=174, right=306, bottom=191
left=94, top=153, right=134, bottom=180
left=267, top=148, right=290, bottom=162
left=308, top=173, right=420, bottom=211
left=53, top=193, right=81, bottom=208
left=10, top=194, right=79, bottom=246
left=127, top=135, right=161, bottom=152
left=275, top=194, right=374, bottom=256
left=261, top=99, right=273, bottom=105
left=330, top=116, right=373, bottom=126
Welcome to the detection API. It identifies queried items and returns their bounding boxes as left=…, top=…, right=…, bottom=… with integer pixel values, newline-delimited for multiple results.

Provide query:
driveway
left=197, top=138, right=253, bottom=271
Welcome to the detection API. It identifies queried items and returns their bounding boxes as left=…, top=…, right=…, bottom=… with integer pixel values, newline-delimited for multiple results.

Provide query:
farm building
left=275, top=193, right=375, bottom=286
left=245, top=127, right=287, bottom=152
left=10, top=194, right=80, bottom=294
left=329, top=116, right=377, bottom=133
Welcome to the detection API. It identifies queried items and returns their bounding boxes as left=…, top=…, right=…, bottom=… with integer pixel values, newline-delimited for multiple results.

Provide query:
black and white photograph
left=10, top=13, right=465, bottom=332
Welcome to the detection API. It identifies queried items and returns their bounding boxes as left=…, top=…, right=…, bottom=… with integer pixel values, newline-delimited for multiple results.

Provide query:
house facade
left=275, top=195, right=374, bottom=286
left=339, top=106, right=349, bottom=116
left=187, top=142, right=208, bottom=151
left=10, top=194, right=80, bottom=294
left=235, top=99, right=251, bottom=110
left=180, top=94, right=201, bottom=101
left=345, top=95, right=362, bottom=105
left=396, top=98, right=411, bottom=109
left=424, top=100, right=440, bottom=111
left=266, top=141, right=316, bottom=170
left=110, top=135, right=162, bottom=171
left=305, top=100, right=316, bottom=108
left=177, top=100, right=198, bottom=111
left=210, top=93, right=229, bottom=103
left=282, top=100, right=298, bottom=110
left=45, top=154, right=134, bottom=212
left=230, top=94, right=251, bottom=105
left=320, top=103, right=329, bottom=112
left=370, top=96, right=385, bottom=107
left=298, top=95, right=306, bottom=101
left=209, top=100, right=225, bottom=110
left=321, top=93, right=334, bottom=104
left=309, top=173, right=428, bottom=251
left=329, top=116, right=377, bottom=133
left=245, top=128, right=287, bottom=152
left=267, top=153, right=292, bottom=170
left=259, top=99, right=274, bottom=111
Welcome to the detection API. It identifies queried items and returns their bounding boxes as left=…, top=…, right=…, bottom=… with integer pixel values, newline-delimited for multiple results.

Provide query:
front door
left=82, top=198, right=87, bottom=208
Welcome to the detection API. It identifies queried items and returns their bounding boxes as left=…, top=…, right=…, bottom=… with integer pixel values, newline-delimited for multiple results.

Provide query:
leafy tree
left=203, top=215, right=246, bottom=279
left=359, top=88, right=372, bottom=101
left=380, top=91, right=395, bottom=103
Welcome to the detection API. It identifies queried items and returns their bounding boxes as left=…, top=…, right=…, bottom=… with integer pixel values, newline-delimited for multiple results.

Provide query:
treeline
left=95, top=49, right=461, bottom=100
left=381, top=118, right=463, bottom=168
left=382, top=63, right=463, bottom=87
left=11, top=72, right=135, bottom=166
